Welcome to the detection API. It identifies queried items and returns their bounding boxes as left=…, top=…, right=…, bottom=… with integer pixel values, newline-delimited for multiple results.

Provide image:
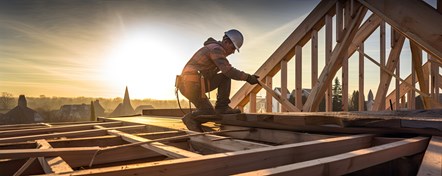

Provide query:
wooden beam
left=0, top=121, right=121, bottom=138
left=359, top=0, right=442, bottom=61
left=295, top=45, right=303, bottom=110
left=372, top=36, right=405, bottom=111
left=379, top=21, right=386, bottom=109
left=221, top=125, right=334, bottom=145
left=265, top=76, right=273, bottom=112
left=60, top=135, right=374, bottom=176
left=342, top=47, right=349, bottom=111
left=411, top=42, right=432, bottom=109
left=395, top=52, right=401, bottom=110
left=0, top=146, right=100, bottom=159
left=94, top=125, right=201, bottom=158
left=249, top=93, right=256, bottom=113
left=325, top=14, right=333, bottom=112
left=236, top=137, right=429, bottom=176
left=0, top=125, right=146, bottom=143
left=281, top=60, right=288, bottom=112
left=186, top=130, right=269, bottom=153
left=13, top=157, right=37, bottom=176
left=303, top=7, right=367, bottom=112
left=431, top=56, right=440, bottom=102
left=35, top=139, right=73, bottom=174
left=417, top=136, right=442, bottom=176
left=311, top=30, right=318, bottom=88
left=359, top=43, right=365, bottom=111
left=258, top=80, right=300, bottom=112
left=229, top=0, right=338, bottom=108
left=336, top=0, right=343, bottom=43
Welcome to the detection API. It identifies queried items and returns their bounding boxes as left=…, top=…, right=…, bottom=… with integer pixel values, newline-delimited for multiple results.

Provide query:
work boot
left=215, top=106, right=241, bottom=114
left=191, top=108, right=216, bottom=117
left=182, top=113, right=203, bottom=132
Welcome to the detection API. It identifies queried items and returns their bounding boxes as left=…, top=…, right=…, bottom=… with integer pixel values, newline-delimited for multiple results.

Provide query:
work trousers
left=179, top=73, right=231, bottom=111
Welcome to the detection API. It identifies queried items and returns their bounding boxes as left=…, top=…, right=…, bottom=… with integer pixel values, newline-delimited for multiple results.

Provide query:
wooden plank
left=221, top=125, right=334, bottom=145
left=236, top=137, right=429, bottom=176
left=229, top=0, right=338, bottom=108
left=0, top=125, right=146, bottom=143
left=249, top=93, right=256, bottom=113
left=359, top=43, right=365, bottom=111
left=13, top=157, right=37, bottom=176
left=265, top=76, right=273, bottom=112
left=411, top=58, right=416, bottom=110
left=379, top=21, right=386, bottom=109
left=431, top=57, right=440, bottom=101
left=396, top=53, right=401, bottom=110
left=303, top=7, right=367, bottom=112
left=336, top=0, right=343, bottom=43
left=411, top=42, right=432, bottom=109
left=417, top=136, right=442, bottom=176
left=372, top=36, right=405, bottom=111
left=281, top=60, right=288, bottom=112
left=94, top=125, right=201, bottom=158
left=325, top=14, right=333, bottom=112
left=258, top=80, right=300, bottom=112
left=360, top=0, right=442, bottom=61
left=59, top=135, right=374, bottom=176
left=186, top=130, right=269, bottom=153
left=295, top=45, right=303, bottom=110
left=342, top=45, right=349, bottom=111
left=311, top=30, right=318, bottom=88
left=0, top=146, right=100, bottom=159
left=0, top=121, right=121, bottom=138
left=36, top=139, right=73, bottom=174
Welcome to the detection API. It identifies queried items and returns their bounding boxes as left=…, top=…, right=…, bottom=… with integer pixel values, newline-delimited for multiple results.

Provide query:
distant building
left=56, top=104, right=90, bottom=121
left=366, top=90, right=374, bottom=111
left=1, top=95, right=44, bottom=124
left=110, top=86, right=135, bottom=117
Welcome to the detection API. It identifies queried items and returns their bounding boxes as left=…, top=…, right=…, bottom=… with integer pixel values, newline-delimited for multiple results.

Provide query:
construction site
left=1, top=0, right=442, bottom=175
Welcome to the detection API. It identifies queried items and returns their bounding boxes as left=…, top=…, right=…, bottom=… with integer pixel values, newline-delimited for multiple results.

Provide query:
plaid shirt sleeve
left=209, top=47, right=249, bottom=81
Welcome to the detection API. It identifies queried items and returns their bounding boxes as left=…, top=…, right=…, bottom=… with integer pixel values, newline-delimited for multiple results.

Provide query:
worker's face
left=224, top=39, right=236, bottom=56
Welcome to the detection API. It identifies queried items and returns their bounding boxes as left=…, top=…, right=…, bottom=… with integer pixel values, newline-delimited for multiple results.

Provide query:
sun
left=104, top=31, right=182, bottom=99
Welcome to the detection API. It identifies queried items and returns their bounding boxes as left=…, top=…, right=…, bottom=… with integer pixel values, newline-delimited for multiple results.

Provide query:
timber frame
left=0, top=108, right=441, bottom=175
left=229, top=0, right=442, bottom=112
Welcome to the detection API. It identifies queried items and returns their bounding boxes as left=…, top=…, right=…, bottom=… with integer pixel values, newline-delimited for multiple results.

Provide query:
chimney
left=18, top=95, right=27, bottom=108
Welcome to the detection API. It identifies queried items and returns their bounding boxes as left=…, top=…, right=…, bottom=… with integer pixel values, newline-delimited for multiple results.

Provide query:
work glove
left=246, top=74, right=260, bottom=85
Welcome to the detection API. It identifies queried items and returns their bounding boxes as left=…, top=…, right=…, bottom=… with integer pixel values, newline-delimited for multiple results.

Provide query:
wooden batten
left=359, top=43, right=365, bottom=111
left=325, top=14, right=333, bottom=112
left=336, top=0, right=343, bottom=43
left=295, top=45, right=303, bottom=110
left=379, top=21, right=386, bottom=109
left=342, top=46, right=349, bottom=111
left=280, top=60, right=288, bottom=112
left=311, top=30, right=318, bottom=88
left=249, top=93, right=256, bottom=113
left=395, top=53, right=401, bottom=110
left=265, top=76, right=273, bottom=112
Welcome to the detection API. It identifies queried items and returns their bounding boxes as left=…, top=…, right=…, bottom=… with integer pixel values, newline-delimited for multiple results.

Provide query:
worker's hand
left=246, top=74, right=260, bottom=85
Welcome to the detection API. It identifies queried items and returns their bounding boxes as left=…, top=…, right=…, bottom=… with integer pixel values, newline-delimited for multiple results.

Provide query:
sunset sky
left=0, top=0, right=437, bottom=100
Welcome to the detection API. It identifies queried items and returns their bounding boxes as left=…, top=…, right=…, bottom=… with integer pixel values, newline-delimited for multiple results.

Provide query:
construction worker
left=177, top=29, right=260, bottom=118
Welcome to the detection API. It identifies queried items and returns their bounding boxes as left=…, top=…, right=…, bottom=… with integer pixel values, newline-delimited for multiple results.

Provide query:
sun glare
left=104, top=31, right=182, bottom=99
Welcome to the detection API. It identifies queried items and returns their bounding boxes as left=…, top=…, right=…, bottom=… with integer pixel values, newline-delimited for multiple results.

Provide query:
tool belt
left=176, top=73, right=210, bottom=98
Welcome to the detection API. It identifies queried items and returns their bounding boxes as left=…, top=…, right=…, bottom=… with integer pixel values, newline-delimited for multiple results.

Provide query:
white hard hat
left=224, top=29, right=243, bottom=52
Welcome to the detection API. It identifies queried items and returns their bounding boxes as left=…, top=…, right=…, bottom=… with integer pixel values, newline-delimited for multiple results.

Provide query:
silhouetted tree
left=332, top=78, right=342, bottom=111
left=349, top=90, right=359, bottom=111
left=0, top=92, right=14, bottom=110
